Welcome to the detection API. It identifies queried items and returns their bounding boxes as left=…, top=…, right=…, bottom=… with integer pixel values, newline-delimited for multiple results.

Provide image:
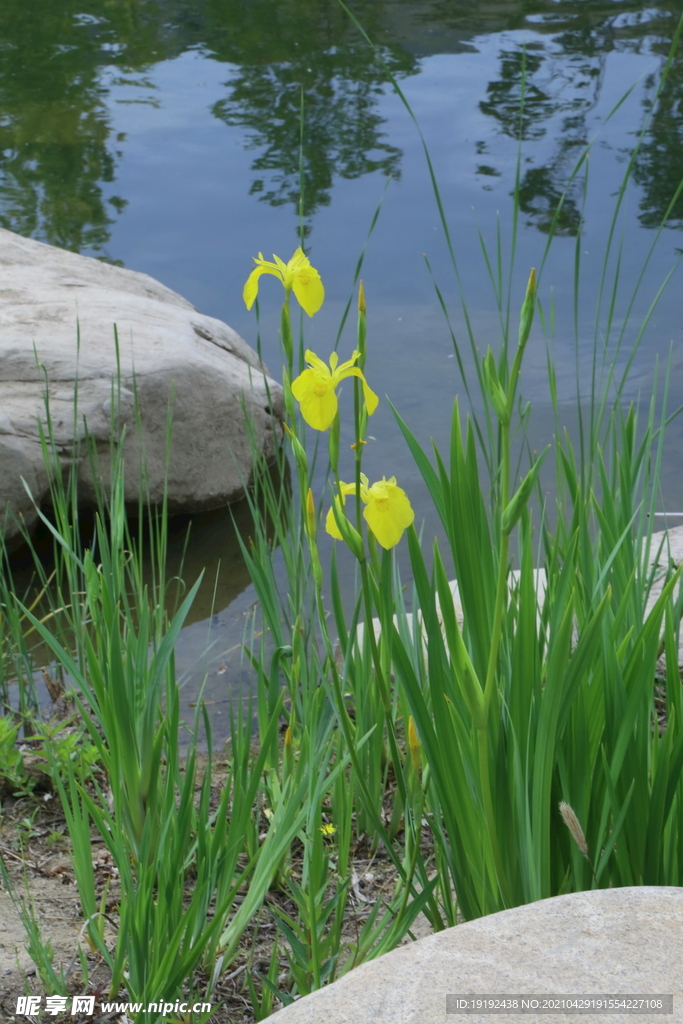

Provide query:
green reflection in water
left=0, top=2, right=119, bottom=252
left=2, top=0, right=683, bottom=251
left=475, top=3, right=683, bottom=235
left=2, top=0, right=683, bottom=725
left=3, top=494, right=264, bottom=731
left=7, top=457, right=289, bottom=638
left=203, top=0, right=420, bottom=233
left=634, top=55, right=683, bottom=228
left=0, top=0, right=418, bottom=247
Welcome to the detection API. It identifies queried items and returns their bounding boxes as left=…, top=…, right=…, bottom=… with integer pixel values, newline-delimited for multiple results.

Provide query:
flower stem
left=484, top=422, right=510, bottom=709
left=478, top=419, right=512, bottom=907
left=347, top=374, right=408, bottom=811
left=281, top=295, right=294, bottom=377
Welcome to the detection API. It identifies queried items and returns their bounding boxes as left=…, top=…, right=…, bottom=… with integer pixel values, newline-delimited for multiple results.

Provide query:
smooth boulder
left=270, top=887, right=682, bottom=1024
left=0, top=227, right=283, bottom=543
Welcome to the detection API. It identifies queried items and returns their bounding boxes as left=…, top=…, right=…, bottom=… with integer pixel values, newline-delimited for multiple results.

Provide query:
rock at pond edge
left=0, top=227, right=284, bottom=543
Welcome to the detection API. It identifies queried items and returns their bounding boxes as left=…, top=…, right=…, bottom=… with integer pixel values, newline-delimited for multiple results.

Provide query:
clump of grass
left=237, top=4, right=683, bottom=931
left=2, top=7, right=683, bottom=1018
left=1, top=358, right=424, bottom=1019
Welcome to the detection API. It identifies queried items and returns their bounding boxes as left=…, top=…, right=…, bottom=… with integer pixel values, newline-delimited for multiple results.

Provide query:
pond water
left=3, top=1, right=683, bottom=732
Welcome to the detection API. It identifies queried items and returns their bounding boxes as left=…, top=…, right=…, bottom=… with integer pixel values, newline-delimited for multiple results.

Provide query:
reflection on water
left=207, top=1, right=415, bottom=232
left=2, top=1, right=683, bottom=249
left=634, top=54, right=683, bottom=228
left=7, top=457, right=289, bottom=629
left=0, top=0, right=418, bottom=249
left=475, top=4, right=683, bottom=234
left=2, top=0, right=683, bottom=736
left=0, top=2, right=127, bottom=252
left=5, top=474, right=283, bottom=731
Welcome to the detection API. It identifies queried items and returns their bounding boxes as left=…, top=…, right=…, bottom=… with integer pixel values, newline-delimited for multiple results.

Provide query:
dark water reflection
left=2, top=1, right=683, bottom=247
left=6, top=494, right=273, bottom=726
left=3, top=0, right=683, bottom=732
left=0, top=0, right=419, bottom=246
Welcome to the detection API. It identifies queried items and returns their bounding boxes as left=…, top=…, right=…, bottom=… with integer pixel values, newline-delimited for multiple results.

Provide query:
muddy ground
left=0, top=772, right=433, bottom=1024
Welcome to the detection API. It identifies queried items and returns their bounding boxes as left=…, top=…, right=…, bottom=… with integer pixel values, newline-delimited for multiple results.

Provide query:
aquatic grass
left=3, top=9, right=683, bottom=1014
left=1, top=371, right=326, bottom=1017
left=233, top=5, right=683, bottom=945
left=332, top=306, right=681, bottom=914
left=0, top=342, right=425, bottom=1014
left=6, top=395, right=315, bottom=1019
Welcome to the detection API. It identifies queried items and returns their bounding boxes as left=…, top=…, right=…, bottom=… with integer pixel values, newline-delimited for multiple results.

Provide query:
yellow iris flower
left=291, top=350, right=379, bottom=431
left=326, top=473, right=414, bottom=550
left=243, top=247, right=325, bottom=317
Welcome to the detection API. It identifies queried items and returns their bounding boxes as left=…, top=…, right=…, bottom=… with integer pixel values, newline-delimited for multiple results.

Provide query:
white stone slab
left=352, top=527, right=683, bottom=667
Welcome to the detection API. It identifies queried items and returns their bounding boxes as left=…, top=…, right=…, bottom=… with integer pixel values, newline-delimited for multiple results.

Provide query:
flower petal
left=295, top=377, right=339, bottom=430
left=360, top=377, right=379, bottom=416
left=325, top=483, right=356, bottom=539
left=363, top=479, right=414, bottom=549
left=243, top=265, right=267, bottom=310
left=331, top=351, right=360, bottom=379
left=243, top=262, right=284, bottom=310
left=290, top=367, right=318, bottom=402
left=286, top=247, right=308, bottom=274
left=326, top=501, right=345, bottom=540
left=292, top=270, right=325, bottom=317
left=304, top=349, right=331, bottom=376
left=292, top=363, right=339, bottom=430
left=301, top=389, right=338, bottom=431
left=334, top=366, right=379, bottom=417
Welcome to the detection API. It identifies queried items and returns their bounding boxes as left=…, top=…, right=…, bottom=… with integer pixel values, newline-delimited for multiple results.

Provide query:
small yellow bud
left=284, top=725, right=293, bottom=750
left=408, top=715, right=421, bottom=773
left=305, top=488, right=316, bottom=538
left=518, top=266, right=537, bottom=351
left=358, top=280, right=366, bottom=313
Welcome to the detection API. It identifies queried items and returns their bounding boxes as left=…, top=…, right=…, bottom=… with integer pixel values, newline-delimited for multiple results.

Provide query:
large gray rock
left=271, top=887, right=682, bottom=1024
left=0, top=228, right=283, bottom=543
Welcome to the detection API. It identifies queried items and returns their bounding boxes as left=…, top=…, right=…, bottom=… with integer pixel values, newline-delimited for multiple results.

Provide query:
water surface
left=3, top=1, right=683, bottom=729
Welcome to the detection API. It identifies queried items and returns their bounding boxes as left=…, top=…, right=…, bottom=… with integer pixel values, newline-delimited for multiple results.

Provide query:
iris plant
left=291, top=350, right=379, bottom=432
left=243, top=248, right=325, bottom=317
left=326, top=474, right=414, bottom=550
